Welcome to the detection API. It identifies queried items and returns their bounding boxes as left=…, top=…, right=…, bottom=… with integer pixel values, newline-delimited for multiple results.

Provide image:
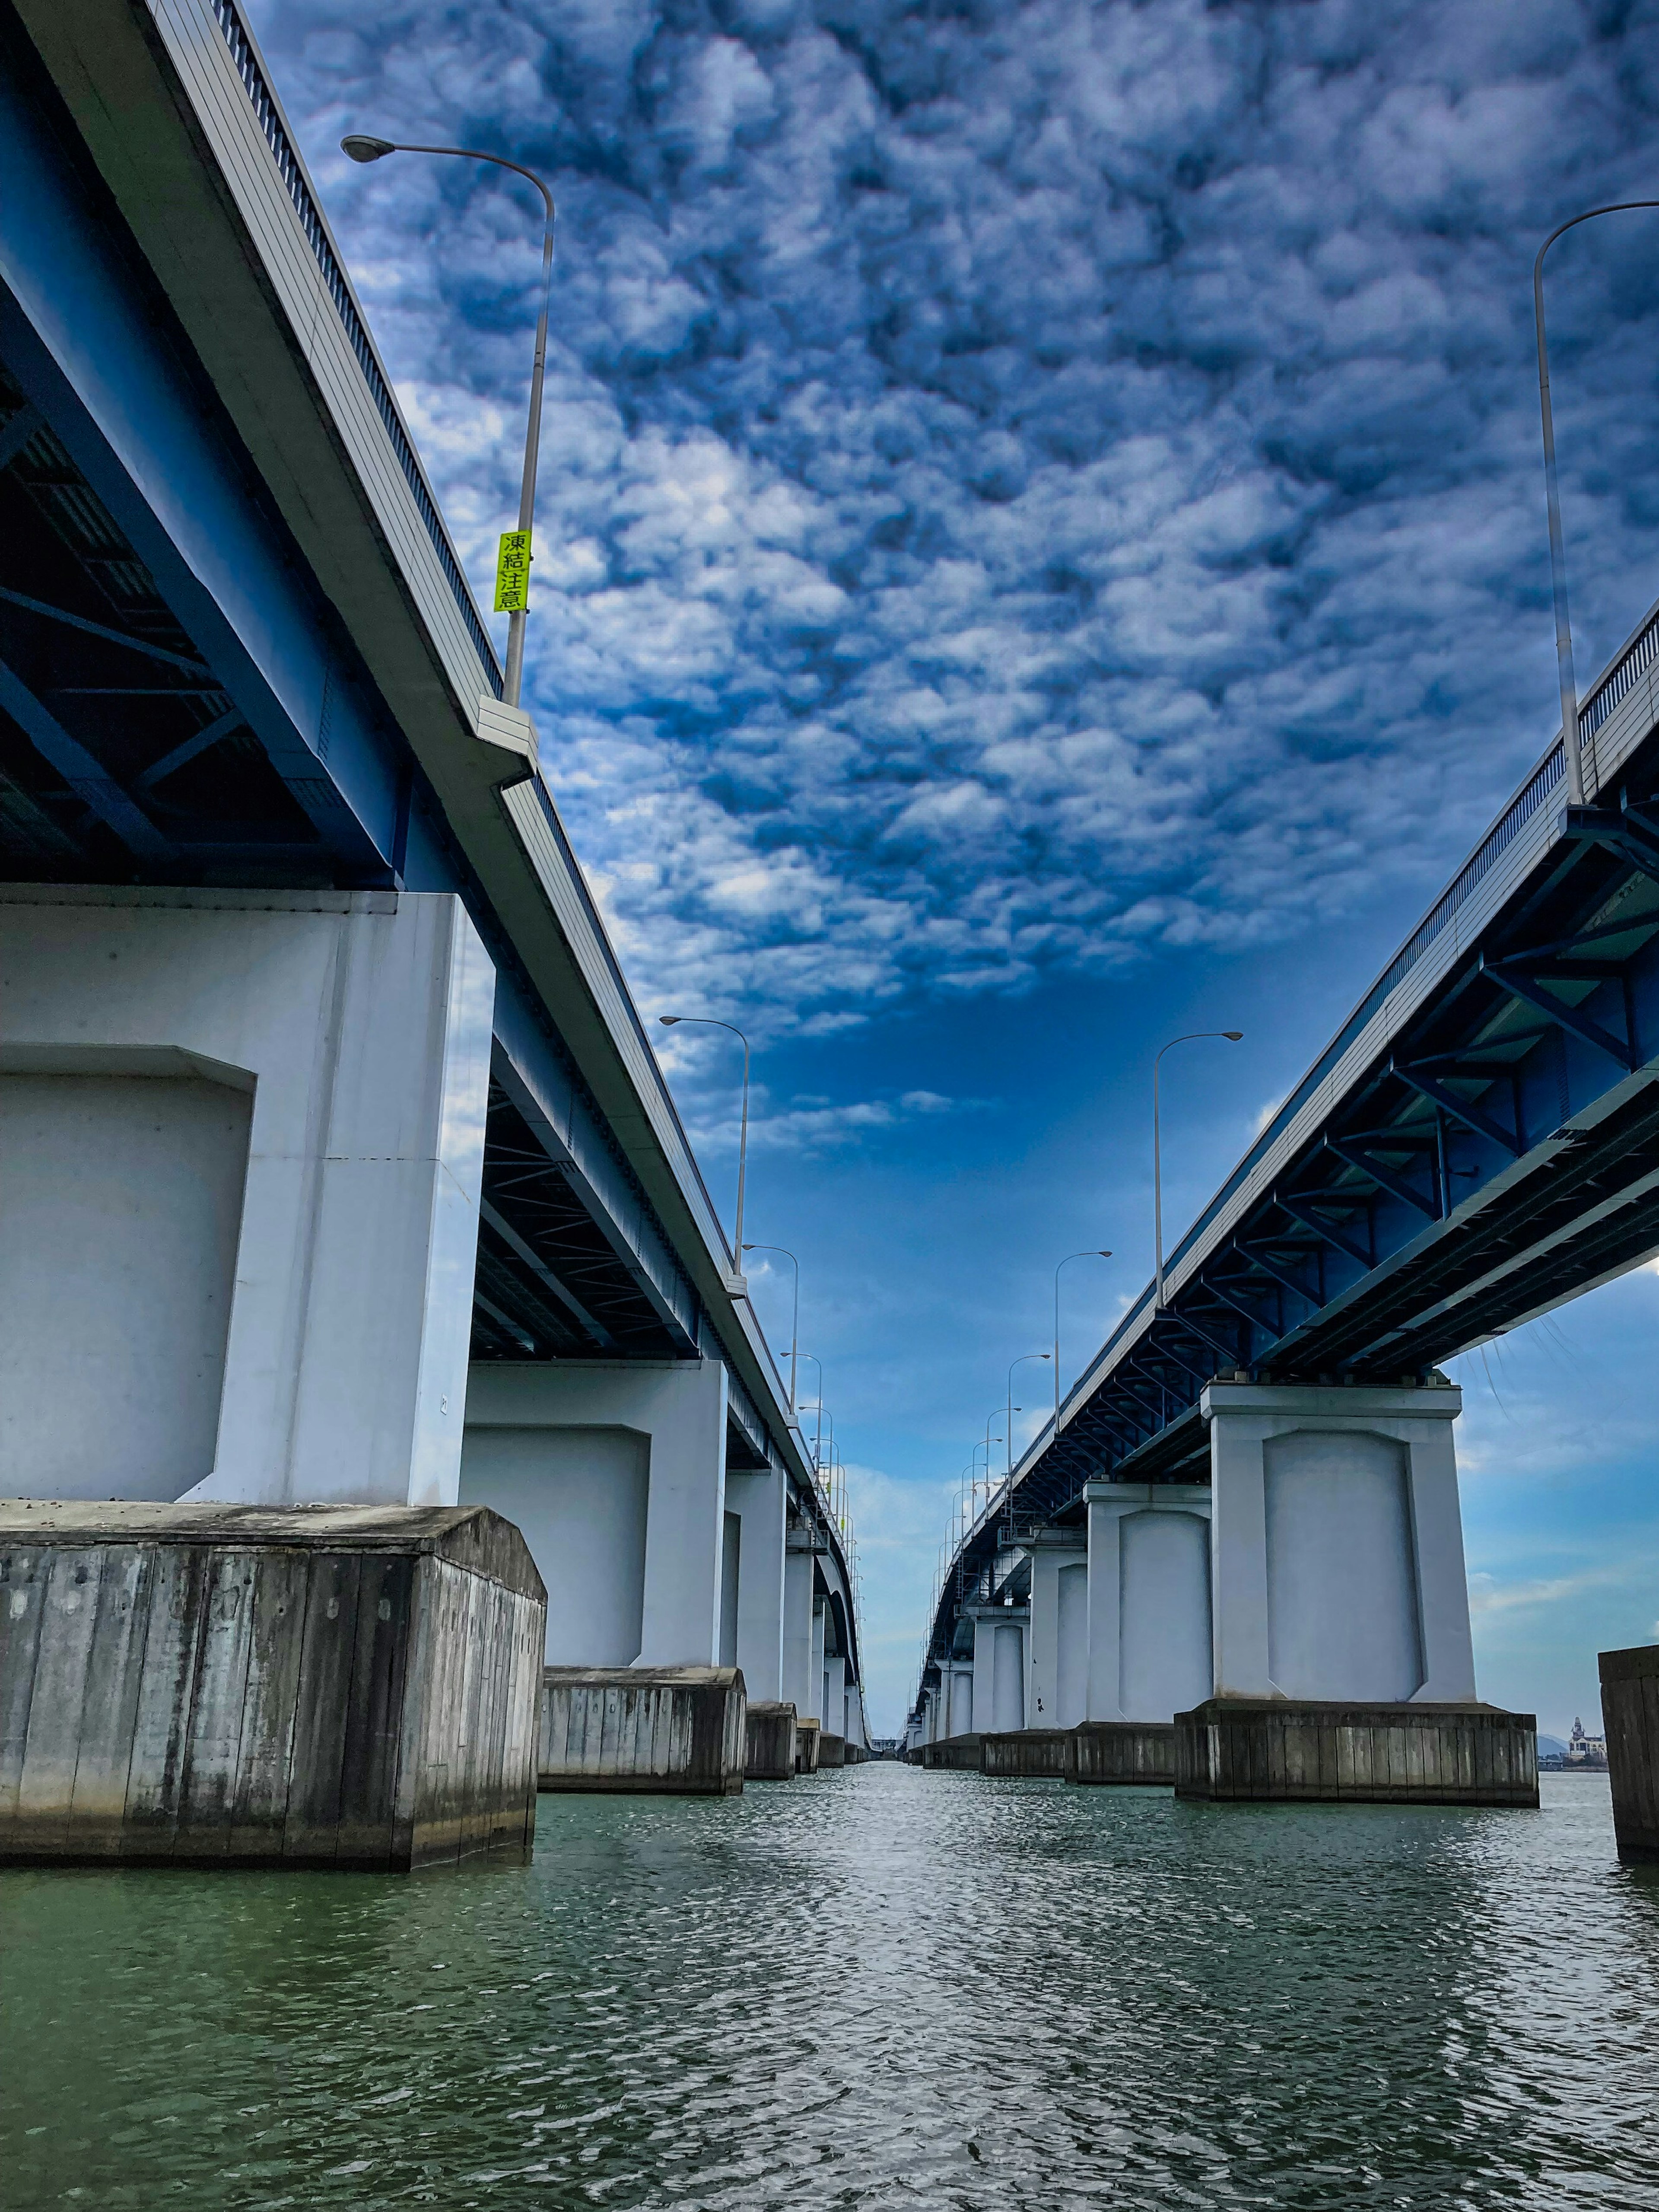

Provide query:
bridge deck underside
left=0, top=346, right=728, bottom=1423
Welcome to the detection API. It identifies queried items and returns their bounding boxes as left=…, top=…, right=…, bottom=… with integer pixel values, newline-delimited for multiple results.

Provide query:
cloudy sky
left=256, top=0, right=1659, bottom=1733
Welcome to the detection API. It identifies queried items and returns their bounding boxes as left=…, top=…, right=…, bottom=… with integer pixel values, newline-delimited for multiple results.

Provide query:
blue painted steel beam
left=0, top=51, right=397, bottom=876
left=0, top=653, right=171, bottom=856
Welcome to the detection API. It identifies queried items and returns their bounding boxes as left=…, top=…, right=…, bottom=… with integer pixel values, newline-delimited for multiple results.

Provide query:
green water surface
left=2, top=1766, right=1656, bottom=2209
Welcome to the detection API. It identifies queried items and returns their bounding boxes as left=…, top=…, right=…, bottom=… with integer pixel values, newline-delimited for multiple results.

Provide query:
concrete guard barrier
left=744, top=1700, right=798, bottom=1781
left=1599, top=1643, right=1659, bottom=1861
left=1066, top=1722, right=1176, bottom=1786
left=0, top=1499, right=546, bottom=1870
left=920, top=1732, right=982, bottom=1771
left=539, top=1666, right=745, bottom=1795
left=794, top=1718, right=821, bottom=1773
left=981, top=1729, right=1070, bottom=1778
left=817, top=1731, right=847, bottom=1768
left=1174, top=1699, right=1538, bottom=1807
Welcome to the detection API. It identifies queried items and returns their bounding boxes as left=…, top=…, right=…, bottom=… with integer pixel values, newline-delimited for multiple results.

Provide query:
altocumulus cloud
left=257, top=0, right=1659, bottom=1033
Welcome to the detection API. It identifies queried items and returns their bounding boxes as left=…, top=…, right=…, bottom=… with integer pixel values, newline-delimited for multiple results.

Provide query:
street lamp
left=340, top=134, right=554, bottom=710
left=1154, top=1031, right=1243, bottom=1311
left=1006, top=1353, right=1050, bottom=1478
left=743, top=1243, right=799, bottom=1407
left=1534, top=199, right=1659, bottom=806
left=795, top=1353, right=824, bottom=1465
left=1054, top=1251, right=1112, bottom=1426
left=658, top=1015, right=751, bottom=1265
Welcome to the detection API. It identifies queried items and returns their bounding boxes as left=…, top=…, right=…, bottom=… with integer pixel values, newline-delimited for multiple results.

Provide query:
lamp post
left=1154, top=1031, right=1243, bottom=1310
left=1534, top=199, right=1659, bottom=807
left=795, top=1353, right=823, bottom=1465
left=658, top=1014, right=751, bottom=1265
left=340, top=134, right=554, bottom=710
left=1005, top=1353, right=1049, bottom=1479
left=743, top=1243, right=799, bottom=1407
left=1053, top=1250, right=1112, bottom=1426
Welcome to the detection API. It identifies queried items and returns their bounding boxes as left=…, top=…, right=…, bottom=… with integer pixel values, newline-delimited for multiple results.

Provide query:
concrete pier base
left=0, top=1501, right=545, bottom=1869
left=744, top=1700, right=798, bottom=1781
left=794, top=1718, right=821, bottom=1773
left=817, top=1731, right=847, bottom=1768
left=981, top=1728, right=1070, bottom=1778
left=538, top=1666, right=745, bottom=1795
left=1600, top=1644, right=1659, bottom=1861
left=1174, top=1699, right=1538, bottom=1806
left=920, top=1732, right=982, bottom=1772
left=1066, top=1721, right=1176, bottom=1786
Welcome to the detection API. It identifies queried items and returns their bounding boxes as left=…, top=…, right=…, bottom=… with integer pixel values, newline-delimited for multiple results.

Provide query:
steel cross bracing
left=925, top=602, right=1659, bottom=1679
left=0, top=368, right=380, bottom=880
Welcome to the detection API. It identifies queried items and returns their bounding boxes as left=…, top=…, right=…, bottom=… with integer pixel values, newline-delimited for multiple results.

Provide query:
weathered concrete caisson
left=1599, top=1643, right=1659, bottom=1861
left=0, top=1501, right=545, bottom=1868
left=1066, top=1722, right=1175, bottom=1786
left=538, top=1668, right=746, bottom=1795
left=744, top=1700, right=798, bottom=1781
left=981, top=1729, right=1069, bottom=1778
left=1174, top=1699, right=1538, bottom=1808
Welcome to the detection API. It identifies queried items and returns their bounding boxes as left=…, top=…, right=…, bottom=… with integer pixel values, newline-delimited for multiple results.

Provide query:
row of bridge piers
left=909, top=1378, right=1542, bottom=1807
left=0, top=891, right=865, bottom=1868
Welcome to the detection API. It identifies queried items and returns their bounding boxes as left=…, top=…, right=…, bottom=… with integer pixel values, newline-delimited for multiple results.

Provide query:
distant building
left=1567, top=1717, right=1608, bottom=1768
left=1541, top=1718, right=1609, bottom=1770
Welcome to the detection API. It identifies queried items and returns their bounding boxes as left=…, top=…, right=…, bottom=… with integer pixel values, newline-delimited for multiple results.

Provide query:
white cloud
left=255, top=0, right=1659, bottom=1057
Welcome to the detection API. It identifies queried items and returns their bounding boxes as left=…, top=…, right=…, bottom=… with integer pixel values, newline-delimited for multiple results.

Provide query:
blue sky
left=254, top=0, right=1659, bottom=1735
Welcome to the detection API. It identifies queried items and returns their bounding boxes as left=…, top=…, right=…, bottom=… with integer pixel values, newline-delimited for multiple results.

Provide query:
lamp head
left=341, top=134, right=397, bottom=163
left=1099, top=1248, right=1112, bottom=1256
left=1223, top=1029, right=1244, bottom=1041
left=658, top=1014, right=680, bottom=1026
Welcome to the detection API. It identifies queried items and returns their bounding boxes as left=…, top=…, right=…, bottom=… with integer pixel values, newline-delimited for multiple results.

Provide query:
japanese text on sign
left=495, top=530, right=532, bottom=613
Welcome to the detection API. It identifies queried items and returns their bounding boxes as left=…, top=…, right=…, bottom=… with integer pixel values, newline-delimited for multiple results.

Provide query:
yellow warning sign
left=494, top=529, right=532, bottom=613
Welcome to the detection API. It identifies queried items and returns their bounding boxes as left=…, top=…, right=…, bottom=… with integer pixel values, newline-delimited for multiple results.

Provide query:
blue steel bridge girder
left=0, top=60, right=409, bottom=883
left=1392, top=1064, right=1524, bottom=1158
left=1482, top=957, right=1639, bottom=1073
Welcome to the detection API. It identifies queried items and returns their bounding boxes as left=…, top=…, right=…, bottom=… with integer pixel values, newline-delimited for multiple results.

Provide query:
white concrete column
left=825, top=1651, right=846, bottom=1738
left=725, top=1461, right=786, bottom=1699
left=946, top=1661, right=975, bottom=1737
left=1201, top=1378, right=1475, bottom=1703
left=1084, top=1483, right=1213, bottom=1721
left=809, top=1597, right=827, bottom=1725
left=782, top=1537, right=818, bottom=1715
left=0, top=888, right=493, bottom=1509
left=1023, top=1529, right=1088, bottom=1728
left=461, top=1358, right=730, bottom=1666
left=969, top=1604, right=1028, bottom=1732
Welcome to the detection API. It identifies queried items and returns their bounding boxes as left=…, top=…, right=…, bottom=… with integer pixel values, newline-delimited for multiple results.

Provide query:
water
left=3, top=1768, right=1657, bottom=2209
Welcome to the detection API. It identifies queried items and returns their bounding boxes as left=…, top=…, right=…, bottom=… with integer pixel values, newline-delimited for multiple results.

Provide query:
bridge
left=912, top=561, right=1659, bottom=1797
left=0, top=0, right=862, bottom=1859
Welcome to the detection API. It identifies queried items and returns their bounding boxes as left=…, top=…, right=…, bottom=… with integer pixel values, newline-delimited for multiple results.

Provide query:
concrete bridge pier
left=945, top=1659, right=975, bottom=1738
left=1084, top=1483, right=1212, bottom=1723
left=782, top=1531, right=820, bottom=1722
left=0, top=892, right=553, bottom=1864
left=1023, top=1527, right=1088, bottom=1730
left=2, top=888, right=495, bottom=1515
left=461, top=1360, right=750, bottom=1793
left=969, top=1601, right=1029, bottom=1735
left=1181, top=1379, right=1537, bottom=1806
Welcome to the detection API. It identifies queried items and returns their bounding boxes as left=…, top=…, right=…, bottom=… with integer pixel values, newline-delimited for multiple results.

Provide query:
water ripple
left=3, top=1770, right=1658, bottom=2208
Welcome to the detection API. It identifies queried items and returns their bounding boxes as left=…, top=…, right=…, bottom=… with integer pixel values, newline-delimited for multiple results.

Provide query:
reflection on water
left=3, top=1770, right=1657, bottom=2208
